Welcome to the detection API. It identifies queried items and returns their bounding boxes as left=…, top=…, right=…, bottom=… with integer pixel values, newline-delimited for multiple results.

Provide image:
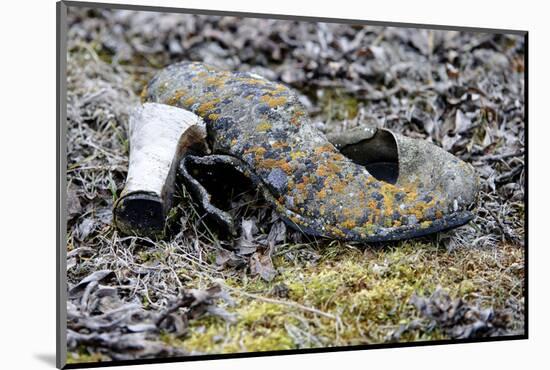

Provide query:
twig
left=481, top=151, right=524, bottom=162
left=486, top=207, right=517, bottom=242
left=154, top=292, right=196, bottom=326
left=495, top=165, right=523, bottom=184
left=225, top=286, right=337, bottom=320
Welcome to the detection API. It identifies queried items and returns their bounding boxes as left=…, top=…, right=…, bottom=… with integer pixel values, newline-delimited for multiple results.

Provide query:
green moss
left=173, top=299, right=296, bottom=353
left=138, top=241, right=524, bottom=353
left=92, top=41, right=113, bottom=65
left=318, top=88, right=360, bottom=122
left=66, top=348, right=110, bottom=364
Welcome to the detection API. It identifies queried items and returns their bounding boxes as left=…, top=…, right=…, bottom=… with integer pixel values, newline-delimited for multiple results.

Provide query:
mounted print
left=56, top=1, right=527, bottom=368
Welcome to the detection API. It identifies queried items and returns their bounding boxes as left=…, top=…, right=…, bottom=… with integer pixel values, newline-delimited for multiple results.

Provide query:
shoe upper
left=391, top=132, right=480, bottom=213
left=144, top=62, right=477, bottom=241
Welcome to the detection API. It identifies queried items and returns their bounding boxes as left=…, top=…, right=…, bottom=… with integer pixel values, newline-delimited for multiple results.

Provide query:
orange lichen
left=402, top=181, right=421, bottom=202
left=289, top=109, right=306, bottom=126
left=406, top=191, right=419, bottom=203
left=259, top=84, right=286, bottom=97
left=290, top=151, right=306, bottom=160
left=344, top=172, right=355, bottom=182
left=232, top=77, right=267, bottom=86
left=367, top=200, right=382, bottom=220
left=342, top=208, right=353, bottom=219
left=409, top=199, right=436, bottom=221
left=140, top=87, right=148, bottom=103
left=325, top=225, right=346, bottom=238
left=184, top=96, right=196, bottom=106
left=197, top=99, right=220, bottom=115
left=364, top=213, right=374, bottom=227
left=248, top=145, right=292, bottom=174
left=244, top=146, right=267, bottom=160
left=258, top=158, right=288, bottom=170
left=256, top=122, right=272, bottom=132
left=341, top=220, right=357, bottom=230
left=314, top=144, right=334, bottom=155
left=316, top=164, right=330, bottom=177
left=420, top=220, right=433, bottom=228
left=381, top=184, right=397, bottom=217
left=368, top=200, right=378, bottom=210
left=168, top=89, right=187, bottom=105
left=352, top=207, right=363, bottom=219
left=271, top=141, right=287, bottom=150
left=260, top=94, right=287, bottom=108
left=295, top=180, right=308, bottom=193
left=273, top=84, right=287, bottom=93
left=280, top=162, right=293, bottom=174
left=326, top=161, right=341, bottom=173
left=332, top=181, right=346, bottom=194
left=365, top=176, right=376, bottom=185
left=205, top=76, right=226, bottom=88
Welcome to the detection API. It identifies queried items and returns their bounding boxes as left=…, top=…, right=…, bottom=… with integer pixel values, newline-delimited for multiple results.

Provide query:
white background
left=0, top=0, right=545, bottom=368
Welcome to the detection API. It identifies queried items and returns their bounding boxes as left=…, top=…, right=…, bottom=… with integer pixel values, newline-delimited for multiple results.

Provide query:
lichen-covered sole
left=180, top=154, right=473, bottom=242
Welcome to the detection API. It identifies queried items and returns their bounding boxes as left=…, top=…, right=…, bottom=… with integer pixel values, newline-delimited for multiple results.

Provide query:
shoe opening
left=184, top=157, right=257, bottom=212
left=339, top=130, right=399, bottom=184
left=114, top=192, right=165, bottom=235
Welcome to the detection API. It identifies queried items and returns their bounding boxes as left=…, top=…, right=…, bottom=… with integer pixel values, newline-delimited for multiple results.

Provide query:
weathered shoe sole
left=180, top=154, right=473, bottom=242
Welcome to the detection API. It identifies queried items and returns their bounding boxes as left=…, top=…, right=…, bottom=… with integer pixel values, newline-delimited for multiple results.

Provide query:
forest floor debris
left=65, top=8, right=525, bottom=363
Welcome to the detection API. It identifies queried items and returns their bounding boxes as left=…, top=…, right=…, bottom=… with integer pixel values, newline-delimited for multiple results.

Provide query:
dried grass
left=65, top=7, right=525, bottom=364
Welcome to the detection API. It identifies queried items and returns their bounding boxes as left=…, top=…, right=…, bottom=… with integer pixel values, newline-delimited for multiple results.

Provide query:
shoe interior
left=114, top=192, right=165, bottom=236
left=338, top=130, right=399, bottom=184
left=184, top=157, right=256, bottom=212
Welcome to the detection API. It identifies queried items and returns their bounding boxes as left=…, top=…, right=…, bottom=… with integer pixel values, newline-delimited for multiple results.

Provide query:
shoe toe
left=392, top=132, right=480, bottom=213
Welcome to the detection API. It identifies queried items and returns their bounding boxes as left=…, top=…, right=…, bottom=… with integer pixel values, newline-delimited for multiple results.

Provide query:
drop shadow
left=34, top=353, right=57, bottom=367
